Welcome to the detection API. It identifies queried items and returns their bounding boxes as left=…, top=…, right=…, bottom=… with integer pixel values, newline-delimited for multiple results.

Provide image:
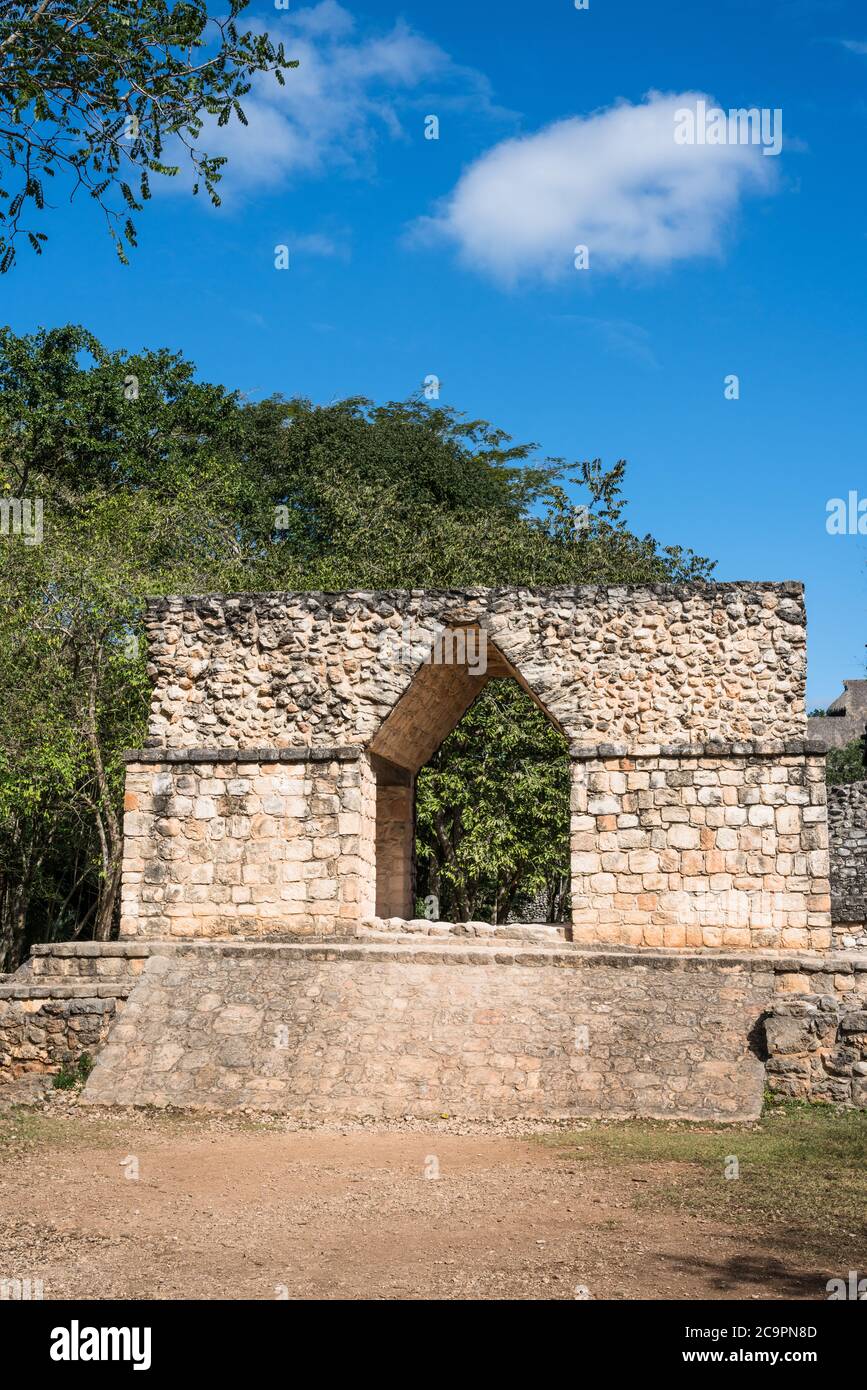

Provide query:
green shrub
left=52, top=1053, right=94, bottom=1090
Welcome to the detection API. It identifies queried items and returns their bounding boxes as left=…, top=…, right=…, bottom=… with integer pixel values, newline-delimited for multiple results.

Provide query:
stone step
left=26, top=943, right=151, bottom=983
left=358, top=921, right=571, bottom=946
left=29, top=959, right=147, bottom=980
left=0, top=978, right=134, bottom=1000
left=29, top=942, right=151, bottom=957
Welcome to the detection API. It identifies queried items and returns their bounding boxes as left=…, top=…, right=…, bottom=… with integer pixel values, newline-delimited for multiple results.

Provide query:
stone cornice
left=123, top=745, right=363, bottom=765
left=569, top=738, right=827, bottom=760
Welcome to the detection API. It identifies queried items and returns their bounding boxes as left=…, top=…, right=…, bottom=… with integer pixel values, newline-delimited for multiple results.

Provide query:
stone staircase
left=0, top=944, right=149, bottom=1083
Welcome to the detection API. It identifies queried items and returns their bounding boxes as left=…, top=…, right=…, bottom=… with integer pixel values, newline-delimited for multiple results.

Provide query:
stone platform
left=78, top=940, right=866, bottom=1120
left=4, top=941, right=865, bottom=1119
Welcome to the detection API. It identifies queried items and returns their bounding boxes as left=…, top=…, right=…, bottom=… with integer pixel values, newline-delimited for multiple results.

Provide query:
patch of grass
left=52, top=1054, right=94, bottom=1090
left=0, top=1106, right=117, bottom=1155
left=540, top=1102, right=867, bottom=1261
left=0, top=1099, right=283, bottom=1161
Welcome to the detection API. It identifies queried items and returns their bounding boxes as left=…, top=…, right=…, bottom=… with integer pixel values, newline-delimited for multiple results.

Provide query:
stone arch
left=120, top=583, right=832, bottom=951
left=366, top=623, right=566, bottom=919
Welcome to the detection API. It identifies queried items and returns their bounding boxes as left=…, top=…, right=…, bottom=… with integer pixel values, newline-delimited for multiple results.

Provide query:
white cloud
left=838, top=38, right=867, bottom=55
left=191, top=1, right=505, bottom=195
left=412, top=91, right=781, bottom=283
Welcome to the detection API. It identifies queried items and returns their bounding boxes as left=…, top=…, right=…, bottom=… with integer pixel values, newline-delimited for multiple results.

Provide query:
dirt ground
left=0, top=1097, right=859, bottom=1301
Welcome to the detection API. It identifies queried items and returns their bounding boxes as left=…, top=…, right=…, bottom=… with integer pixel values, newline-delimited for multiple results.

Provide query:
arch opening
left=368, top=627, right=570, bottom=924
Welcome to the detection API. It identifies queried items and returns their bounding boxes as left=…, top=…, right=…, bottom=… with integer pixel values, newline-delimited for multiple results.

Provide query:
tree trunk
left=83, top=649, right=123, bottom=942
left=94, top=846, right=122, bottom=941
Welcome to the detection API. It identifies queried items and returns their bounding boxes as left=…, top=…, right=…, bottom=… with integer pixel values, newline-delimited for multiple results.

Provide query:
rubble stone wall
left=0, top=946, right=146, bottom=1082
left=142, top=583, right=807, bottom=750
left=827, top=781, right=867, bottom=943
left=764, top=996, right=867, bottom=1107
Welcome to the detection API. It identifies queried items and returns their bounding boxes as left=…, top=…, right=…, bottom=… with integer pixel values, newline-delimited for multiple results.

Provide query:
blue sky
left=3, top=0, right=866, bottom=708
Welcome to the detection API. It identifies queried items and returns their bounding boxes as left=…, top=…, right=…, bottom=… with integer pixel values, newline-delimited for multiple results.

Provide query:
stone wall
left=3, top=941, right=865, bottom=1116
left=121, top=582, right=831, bottom=946
left=764, top=997, right=867, bottom=1106
left=571, top=748, right=831, bottom=951
left=0, top=945, right=147, bottom=1082
left=827, top=781, right=867, bottom=942
left=143, top=583, right=807, bottom=750
left=81, top=941, right=867, bottom=1120
left=121, top=751, right=376, bottom=939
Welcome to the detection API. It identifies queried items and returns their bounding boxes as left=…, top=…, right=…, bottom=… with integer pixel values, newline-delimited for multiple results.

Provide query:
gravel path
left=0, top=1099, right=836, bottom=1301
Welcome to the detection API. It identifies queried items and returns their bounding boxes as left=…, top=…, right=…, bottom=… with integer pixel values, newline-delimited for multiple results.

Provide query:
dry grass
left=541, top=1100, right=867, bottom=1265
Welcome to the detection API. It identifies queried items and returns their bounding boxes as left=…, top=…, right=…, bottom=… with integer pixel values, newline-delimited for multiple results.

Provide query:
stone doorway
left=367, top=624, right=568, bottom=923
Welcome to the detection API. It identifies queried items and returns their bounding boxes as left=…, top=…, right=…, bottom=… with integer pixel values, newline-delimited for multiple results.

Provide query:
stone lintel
left=124, top=745, right=363, bottom=766
left=568, top=738, right=828, bottom=760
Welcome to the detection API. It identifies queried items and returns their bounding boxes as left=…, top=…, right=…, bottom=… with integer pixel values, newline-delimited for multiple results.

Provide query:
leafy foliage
left=52, top=1051, right=93, bottom=1089
left=0, top=1, right=295, bottom=269
left=825, top=737, right=866, bottom=786
left=415, top=680, right=571, bottom=923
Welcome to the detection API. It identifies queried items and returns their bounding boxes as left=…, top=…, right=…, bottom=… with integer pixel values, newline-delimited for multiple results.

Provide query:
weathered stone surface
left=142, top=584, right=808, bottom=751
left=827, top=780, right=867, bottom=945
left=0, top=990, right=125, bottom=1081
left=570, top=750, right=831, bottom=950
left=77, top=942, right=863, bottom=1119
left=81, top=941, right=784, bottom=1119
left=119, top=583, right=835, bottom=948
left=4, top=941, right=864, bottom=1113
left=763, top=992, right=867, bottom=1106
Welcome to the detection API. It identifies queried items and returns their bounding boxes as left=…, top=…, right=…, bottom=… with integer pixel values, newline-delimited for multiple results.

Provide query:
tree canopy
left=0, top=1, right=294, bottom=270
left=415, top=680, right=571, bottom=924
left=825, top=738, right=866, bottom=786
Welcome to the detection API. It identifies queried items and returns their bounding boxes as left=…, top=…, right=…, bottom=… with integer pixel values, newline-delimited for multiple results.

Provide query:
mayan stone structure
left=828, top=780, right=867, bottom=945
left=4, top=579, right=866, bottom=1117
left=808, top=679, right=867, bottom=750
left=120, top=582, right=832, bottom=951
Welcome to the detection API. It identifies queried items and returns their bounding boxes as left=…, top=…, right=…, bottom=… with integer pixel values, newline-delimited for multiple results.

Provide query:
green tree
left=248, top=394, right=713, bottom=591
left=826, top=738, right=865, bottom=786
left=0, top=1, right=294, bottom=270
left=0, top=325, right=274, bottom=965
left=415, top=680, right=571, bottom=923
